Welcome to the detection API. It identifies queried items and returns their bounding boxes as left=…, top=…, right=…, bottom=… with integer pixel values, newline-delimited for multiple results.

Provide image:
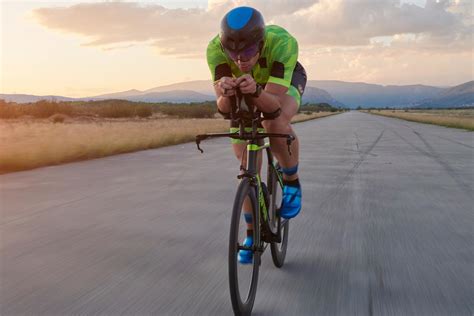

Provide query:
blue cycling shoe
left=238, top=236, right=253, bottom=264
left=280, top=184, right=302, bottom=219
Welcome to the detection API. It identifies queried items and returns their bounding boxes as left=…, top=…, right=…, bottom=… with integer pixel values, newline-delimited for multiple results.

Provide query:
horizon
left=1, top=0, right=473, bottom=97
left=1, top=78, right=467, bottom=99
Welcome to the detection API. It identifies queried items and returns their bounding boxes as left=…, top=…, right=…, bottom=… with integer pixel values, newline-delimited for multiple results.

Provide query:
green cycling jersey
left=206, top=25, right=301, bottom=105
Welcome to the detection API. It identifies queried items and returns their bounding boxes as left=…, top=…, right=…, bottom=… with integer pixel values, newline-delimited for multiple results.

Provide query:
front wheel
left=270, top=219, right=289, bottom=268
left=268, top=162, right=289, bottom=268
left=229, top=179, right=260, bottom=315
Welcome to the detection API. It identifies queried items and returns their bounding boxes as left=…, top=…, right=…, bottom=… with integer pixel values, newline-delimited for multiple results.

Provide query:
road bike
left=196, top=89, right=294, bottom=315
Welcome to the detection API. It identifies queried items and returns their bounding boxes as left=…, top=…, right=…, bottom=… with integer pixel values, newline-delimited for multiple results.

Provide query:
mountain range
left=1, top=80, right=473, bottom=109
left=415, top=81, right=474, bottom=108
left=307, top=80, right=445, bottom=108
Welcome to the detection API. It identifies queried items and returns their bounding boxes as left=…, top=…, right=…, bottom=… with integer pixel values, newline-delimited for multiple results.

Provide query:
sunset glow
left=1, top=0, right=472, bottom=97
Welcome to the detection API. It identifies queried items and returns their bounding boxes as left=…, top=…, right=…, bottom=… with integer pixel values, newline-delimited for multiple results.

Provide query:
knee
left=233, top=144, right=247, bottom=162
left=262, top=115, right=289, bottom=132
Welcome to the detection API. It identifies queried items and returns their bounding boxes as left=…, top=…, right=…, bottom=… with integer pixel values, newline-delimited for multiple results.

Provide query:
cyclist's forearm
left=253, top=90, right=281, bottom=113
left=214, top=83, right=234, bottom=113
left=216, top=96, right=233, bottom=113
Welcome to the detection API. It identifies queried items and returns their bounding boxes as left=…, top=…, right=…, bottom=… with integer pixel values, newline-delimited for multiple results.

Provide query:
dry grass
left=365, top=109, right=474, bottom=131
left=0, top=112, right=338, bottom=174
left=0, top=118, right=227, bottom=173
left=292, top=111, right=340, bottom=123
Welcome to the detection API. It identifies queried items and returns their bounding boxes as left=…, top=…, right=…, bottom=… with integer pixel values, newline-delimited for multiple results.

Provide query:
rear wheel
left=229, top=179, right=260, bottom=315
left=268, top=162, right=289, bottom=268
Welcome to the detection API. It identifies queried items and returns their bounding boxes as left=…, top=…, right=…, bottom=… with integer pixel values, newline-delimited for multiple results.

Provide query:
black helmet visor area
left=220, top=7, right=265, bottom=53
left=224, top=43, right=260, bottom=62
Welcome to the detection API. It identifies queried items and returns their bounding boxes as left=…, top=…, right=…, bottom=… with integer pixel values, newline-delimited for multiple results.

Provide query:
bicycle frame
left=245, top=141, right=288, bottom=244
left=244, top=142, right=270, bottom=221
left=198, top=89, right=293, bottom=315
left=195, top=90, right=292, bottom=243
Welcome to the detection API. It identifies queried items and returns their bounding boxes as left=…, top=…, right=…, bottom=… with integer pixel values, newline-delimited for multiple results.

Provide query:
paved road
left=1, top=112, right=473, bottom=315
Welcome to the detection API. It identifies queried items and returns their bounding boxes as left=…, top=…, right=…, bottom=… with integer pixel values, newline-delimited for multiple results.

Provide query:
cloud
left=33, top=2, right=219, bottom=57
left=231, top=0, right=318, bottom=16
left=274, top=0, right=471, bottom=48
left=32, top=0, right=472, bottom=59
left=301, top=45, right=473, bottom=86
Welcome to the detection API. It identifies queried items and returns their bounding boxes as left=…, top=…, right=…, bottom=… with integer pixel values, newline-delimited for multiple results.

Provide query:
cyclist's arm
left=207, top=36, right=236, bottom=115
left=253, top=34, right=298, bottom=112
left=213, top=79, right=235, bottom=114
left=252, top=83, right=287, bottom=113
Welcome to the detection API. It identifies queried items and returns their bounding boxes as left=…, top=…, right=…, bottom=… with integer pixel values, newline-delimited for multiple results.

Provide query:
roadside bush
left=97, top=103, right=136, bottom=118
left=0, top=99, right=76, bottom=119
left=49, top=113, right=69, bottom=123
left=300, top=103, right=338, bottom=113
left=1, top=99, right=217, bottom=120
left=0, top=99, right=21, bottom=118
left=135, top=105, right=153, bottom=118
left=30, top=100, right=75, bottom=118
left=158, top=104, right=216, bottom=118
left=88, top=100, right=152, bottom=118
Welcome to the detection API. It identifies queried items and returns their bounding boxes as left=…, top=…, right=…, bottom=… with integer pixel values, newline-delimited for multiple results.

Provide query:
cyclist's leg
left=261, top=62, right=306, bottom=219
left=262, top=100, right=302, bottom=219
left=261, top=61, right=306, bottom=180
left=261, top=95, right=299, bottom=179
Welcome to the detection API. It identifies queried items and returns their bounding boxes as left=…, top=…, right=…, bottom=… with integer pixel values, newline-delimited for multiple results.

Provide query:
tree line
left=0, top=99, right=344, bottom=120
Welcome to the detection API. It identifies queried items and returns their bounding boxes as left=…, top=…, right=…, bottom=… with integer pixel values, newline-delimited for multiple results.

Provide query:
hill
left=0, top=94, right=77, bottom=103
left=301, top=87, right=345, bottom=107
left=4, top=80, right=473, bottom=109
left=415, top=81, right=474, bottom=108
left=96, top=81, right=344, bottom=106
left=307, top=80, right=443, bottom=108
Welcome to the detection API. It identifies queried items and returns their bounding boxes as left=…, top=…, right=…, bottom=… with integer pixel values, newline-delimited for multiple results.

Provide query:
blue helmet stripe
left=226, top=7, right=253, bottom=30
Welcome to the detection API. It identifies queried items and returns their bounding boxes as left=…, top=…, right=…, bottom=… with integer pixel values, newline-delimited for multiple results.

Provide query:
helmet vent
left=226, top=6, right=254, bottom=30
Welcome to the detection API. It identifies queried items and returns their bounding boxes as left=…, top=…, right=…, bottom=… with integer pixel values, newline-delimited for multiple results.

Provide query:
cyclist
left=207, top=6, right=307, bottom=263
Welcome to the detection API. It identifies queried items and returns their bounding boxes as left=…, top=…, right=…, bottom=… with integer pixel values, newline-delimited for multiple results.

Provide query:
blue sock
left=244, top=213, right=253, bottom=237
left=282, top=164, right=298, bottom=177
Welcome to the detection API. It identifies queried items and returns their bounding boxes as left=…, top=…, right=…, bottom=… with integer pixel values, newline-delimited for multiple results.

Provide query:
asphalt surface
left=1, top=111, right=473, bottom=315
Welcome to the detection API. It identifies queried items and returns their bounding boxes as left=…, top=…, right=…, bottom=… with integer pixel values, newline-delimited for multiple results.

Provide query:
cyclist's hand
left=236, top=74, right=256, bottom=95
left=216, top=77, right=237, bottom=97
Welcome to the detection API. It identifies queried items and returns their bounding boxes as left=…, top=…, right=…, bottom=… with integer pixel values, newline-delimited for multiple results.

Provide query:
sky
left=1, top=0, right=473, bottom=97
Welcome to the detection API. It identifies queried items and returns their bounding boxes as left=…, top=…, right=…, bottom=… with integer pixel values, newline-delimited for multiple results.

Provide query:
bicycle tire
left=229, top=178, right=260, bottom=315
left=268, top=163, right=289, bottom=268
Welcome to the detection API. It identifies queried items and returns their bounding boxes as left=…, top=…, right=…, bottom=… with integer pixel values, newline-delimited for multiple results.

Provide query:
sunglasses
left=225, top=43, right=260, bottom=62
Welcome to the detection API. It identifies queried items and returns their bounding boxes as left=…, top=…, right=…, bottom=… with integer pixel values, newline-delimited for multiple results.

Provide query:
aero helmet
left=220, top=7, right=265, bottom=54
